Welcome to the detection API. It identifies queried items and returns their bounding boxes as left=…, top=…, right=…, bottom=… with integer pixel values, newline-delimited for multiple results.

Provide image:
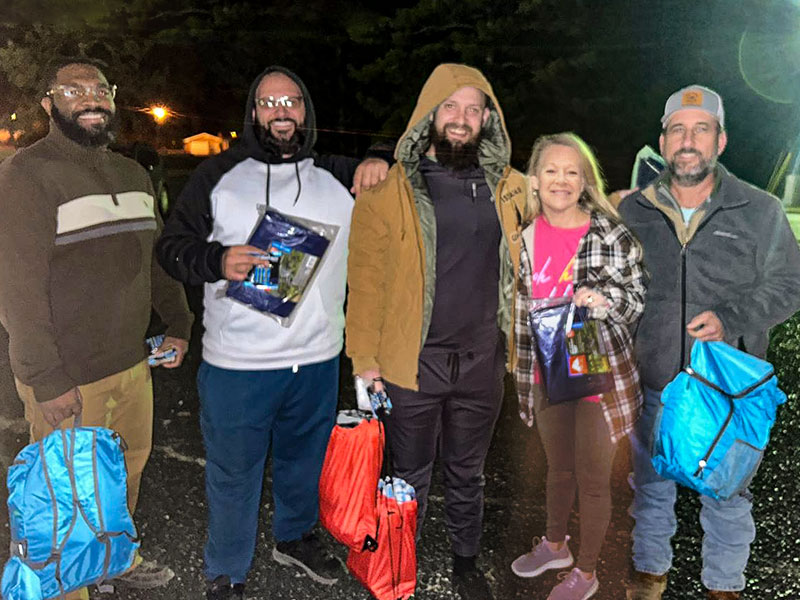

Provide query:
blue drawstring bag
left=2, top=427, right=139, bottom=600
left=1, top=559, right=41, bottom=600
left=529, top=297, right=614, bottom=404
left=651, top=341, right=786, bottom=500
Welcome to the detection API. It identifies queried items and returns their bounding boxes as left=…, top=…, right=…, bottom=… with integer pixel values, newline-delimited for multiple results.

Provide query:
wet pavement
left=2, top=314, right=799, bottom=599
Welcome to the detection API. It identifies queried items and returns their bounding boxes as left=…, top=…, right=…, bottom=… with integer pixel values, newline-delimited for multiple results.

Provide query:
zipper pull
left=471, top=182, right=477, bottom=202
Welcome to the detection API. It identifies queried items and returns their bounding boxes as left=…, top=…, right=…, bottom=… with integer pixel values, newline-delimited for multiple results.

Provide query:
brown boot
left=707, top=591, right=740, bottom=599
left=626, top=571, right=667, bottom=600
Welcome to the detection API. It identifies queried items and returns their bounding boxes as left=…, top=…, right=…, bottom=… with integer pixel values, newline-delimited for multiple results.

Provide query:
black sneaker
left=206, top=575, right=245, bottom=600
left=453, top=565, right=494, bottom=600
left=272, top=532, right=340, bottom=585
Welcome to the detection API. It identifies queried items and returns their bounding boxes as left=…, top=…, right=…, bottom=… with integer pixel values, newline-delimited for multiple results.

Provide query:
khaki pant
left=17, top=360, right=153, bottom=600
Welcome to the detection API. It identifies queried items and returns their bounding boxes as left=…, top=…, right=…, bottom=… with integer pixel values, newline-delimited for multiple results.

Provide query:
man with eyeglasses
left=156, top=66, right=389, bottom=599
left=619, top=85, right=800, bottom=600
left=0, top=60, right=193, bottom=598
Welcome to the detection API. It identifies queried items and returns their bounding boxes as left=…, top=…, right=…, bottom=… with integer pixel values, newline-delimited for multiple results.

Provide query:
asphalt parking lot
left=1, top=292, right=799, bottom=600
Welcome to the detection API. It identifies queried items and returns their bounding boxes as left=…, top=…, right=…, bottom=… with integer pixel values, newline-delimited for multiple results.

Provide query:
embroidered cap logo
left=681, top=91, right=703, bottom=107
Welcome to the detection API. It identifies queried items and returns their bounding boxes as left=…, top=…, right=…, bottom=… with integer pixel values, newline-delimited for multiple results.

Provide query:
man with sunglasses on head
left=0, top=59, right=193, bottom=599
left=156, top=66, right=389, bottom=599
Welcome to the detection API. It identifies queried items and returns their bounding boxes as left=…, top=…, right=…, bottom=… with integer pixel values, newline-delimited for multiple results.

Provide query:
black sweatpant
left=384, top=340, right=505, bottom=557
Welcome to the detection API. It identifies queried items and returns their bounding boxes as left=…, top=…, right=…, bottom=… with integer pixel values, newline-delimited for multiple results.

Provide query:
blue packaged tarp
left=2, top=427, right=139, bottom=600
left=226, top=208, right=338, bottom=326
left=651, top=341, right=786, bottom=500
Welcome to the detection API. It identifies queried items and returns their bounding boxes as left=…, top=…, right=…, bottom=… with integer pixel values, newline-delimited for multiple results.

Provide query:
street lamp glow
left=149, top=106, right=170, bottom=124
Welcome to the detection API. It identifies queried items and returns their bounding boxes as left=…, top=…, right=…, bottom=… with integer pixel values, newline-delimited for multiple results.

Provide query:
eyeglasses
left=46, top=84, right=117, bottom=101
left=255, top=95, right=303, bottom=109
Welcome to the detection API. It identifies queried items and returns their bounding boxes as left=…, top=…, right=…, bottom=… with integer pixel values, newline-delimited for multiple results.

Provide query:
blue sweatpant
left=197, top=357, right=338, bottom=584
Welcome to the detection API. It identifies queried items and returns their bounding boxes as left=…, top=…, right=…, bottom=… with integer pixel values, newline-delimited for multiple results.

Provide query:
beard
left=256, top=118, right=305, bottom=157
left=51, top=104, right=116, bottom=147
left=429, top=122, right=481, bottom=171
left=668, top=148, right=717, bottom=186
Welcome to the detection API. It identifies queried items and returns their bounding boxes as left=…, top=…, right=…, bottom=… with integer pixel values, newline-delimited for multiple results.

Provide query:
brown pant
left=534, top=389, right=617, bottom=573
left=17, top=361, right=153, bottom=600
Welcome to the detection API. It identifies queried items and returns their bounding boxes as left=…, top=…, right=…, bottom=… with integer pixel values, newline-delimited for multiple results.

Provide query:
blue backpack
left=651, top=341, right=786, bottom=500
left=2, top=427, right=139, bottom=600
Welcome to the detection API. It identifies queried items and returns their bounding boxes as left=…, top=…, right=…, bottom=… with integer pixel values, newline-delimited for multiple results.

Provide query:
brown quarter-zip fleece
left=0, top=126, right=193, bottom=402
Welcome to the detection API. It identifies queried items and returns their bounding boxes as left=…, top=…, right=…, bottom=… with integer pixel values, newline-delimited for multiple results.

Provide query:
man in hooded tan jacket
left=346, top=63, right=527, bottom=600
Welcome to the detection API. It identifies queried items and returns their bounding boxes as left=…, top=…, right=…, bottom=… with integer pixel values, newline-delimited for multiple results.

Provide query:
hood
left=239, top=65, right=317, bottom=164
left=395, top=63, right=511, bottom=180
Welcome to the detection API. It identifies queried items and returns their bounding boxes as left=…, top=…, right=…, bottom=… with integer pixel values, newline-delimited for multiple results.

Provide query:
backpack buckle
left=11, top=539, right=27, bottom=559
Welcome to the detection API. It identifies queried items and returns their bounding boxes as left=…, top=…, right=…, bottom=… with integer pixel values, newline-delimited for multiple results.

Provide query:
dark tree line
left=1, top=0, right=797, bottom=187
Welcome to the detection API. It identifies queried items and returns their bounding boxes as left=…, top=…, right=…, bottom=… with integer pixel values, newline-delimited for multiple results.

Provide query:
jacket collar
left=44, top=123, right=110, bottom=165
left=637, top=164, right=747, bottom=245
left=639, top=164, right=747, bottom=212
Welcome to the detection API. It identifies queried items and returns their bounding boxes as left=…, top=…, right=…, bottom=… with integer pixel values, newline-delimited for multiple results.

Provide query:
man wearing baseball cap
left=619, top=85, right=800, bottom=599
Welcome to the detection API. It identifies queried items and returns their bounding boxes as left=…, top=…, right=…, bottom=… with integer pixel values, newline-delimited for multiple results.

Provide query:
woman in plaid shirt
left=509, top=133, right=646, bottom=600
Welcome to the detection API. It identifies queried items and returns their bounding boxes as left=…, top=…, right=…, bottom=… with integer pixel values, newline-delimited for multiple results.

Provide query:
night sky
left=2, top=0, right=800, bottom=190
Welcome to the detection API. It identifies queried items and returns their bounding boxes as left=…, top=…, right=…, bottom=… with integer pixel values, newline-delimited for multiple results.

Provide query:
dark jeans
left=384, top=341, right=505, bottom=557
left=535, top=394, right=617, bottom=573
left=197, top=357, right=338, bottom=584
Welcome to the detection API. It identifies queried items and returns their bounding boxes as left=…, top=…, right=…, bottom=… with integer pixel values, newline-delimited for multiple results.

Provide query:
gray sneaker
left=547, top=568, right=599, bottom=600
left=111, top=559, right=175, bottom=589
left=511, top=535, right=574, bottom=578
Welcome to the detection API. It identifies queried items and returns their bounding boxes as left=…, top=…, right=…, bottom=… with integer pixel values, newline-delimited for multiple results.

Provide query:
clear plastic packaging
left=226, top=208, right=339, bottom=327
left=145, top=334, right=177, bottom=366
left=529, top=296, right=613, bottom=404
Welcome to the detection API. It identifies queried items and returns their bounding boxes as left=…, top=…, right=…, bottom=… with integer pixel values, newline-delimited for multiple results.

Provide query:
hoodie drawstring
left=293, top=162, right=302, bottom=205
left=265, top=162, right=271, bottom=207
left=264, top=162, right=302, bottom=207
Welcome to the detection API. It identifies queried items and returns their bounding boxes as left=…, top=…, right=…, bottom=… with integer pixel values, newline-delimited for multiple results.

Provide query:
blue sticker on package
left=226, top=209, right=338, bottom=327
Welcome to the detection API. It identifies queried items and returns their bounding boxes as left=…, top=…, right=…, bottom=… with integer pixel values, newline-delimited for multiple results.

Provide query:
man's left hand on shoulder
left=686, top=311, right=725, bottom=342
left=351, top=158, right=389, bottom=196
left=154, top=336, right=189, bottom=368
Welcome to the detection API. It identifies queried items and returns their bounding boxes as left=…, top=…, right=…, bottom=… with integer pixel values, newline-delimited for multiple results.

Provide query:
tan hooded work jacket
left=346, top=63, right=528, bottom=390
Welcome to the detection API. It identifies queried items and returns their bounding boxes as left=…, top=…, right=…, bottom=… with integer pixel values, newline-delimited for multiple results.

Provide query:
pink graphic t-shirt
left=529, top=215, right=599, bottom=402
left=531, top=215, right=589, bottom=299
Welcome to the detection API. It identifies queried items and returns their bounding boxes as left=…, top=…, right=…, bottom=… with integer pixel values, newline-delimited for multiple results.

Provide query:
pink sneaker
left=511, top=535, right=574, bottom=578
left=547, top=568, right=599, bottom=600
